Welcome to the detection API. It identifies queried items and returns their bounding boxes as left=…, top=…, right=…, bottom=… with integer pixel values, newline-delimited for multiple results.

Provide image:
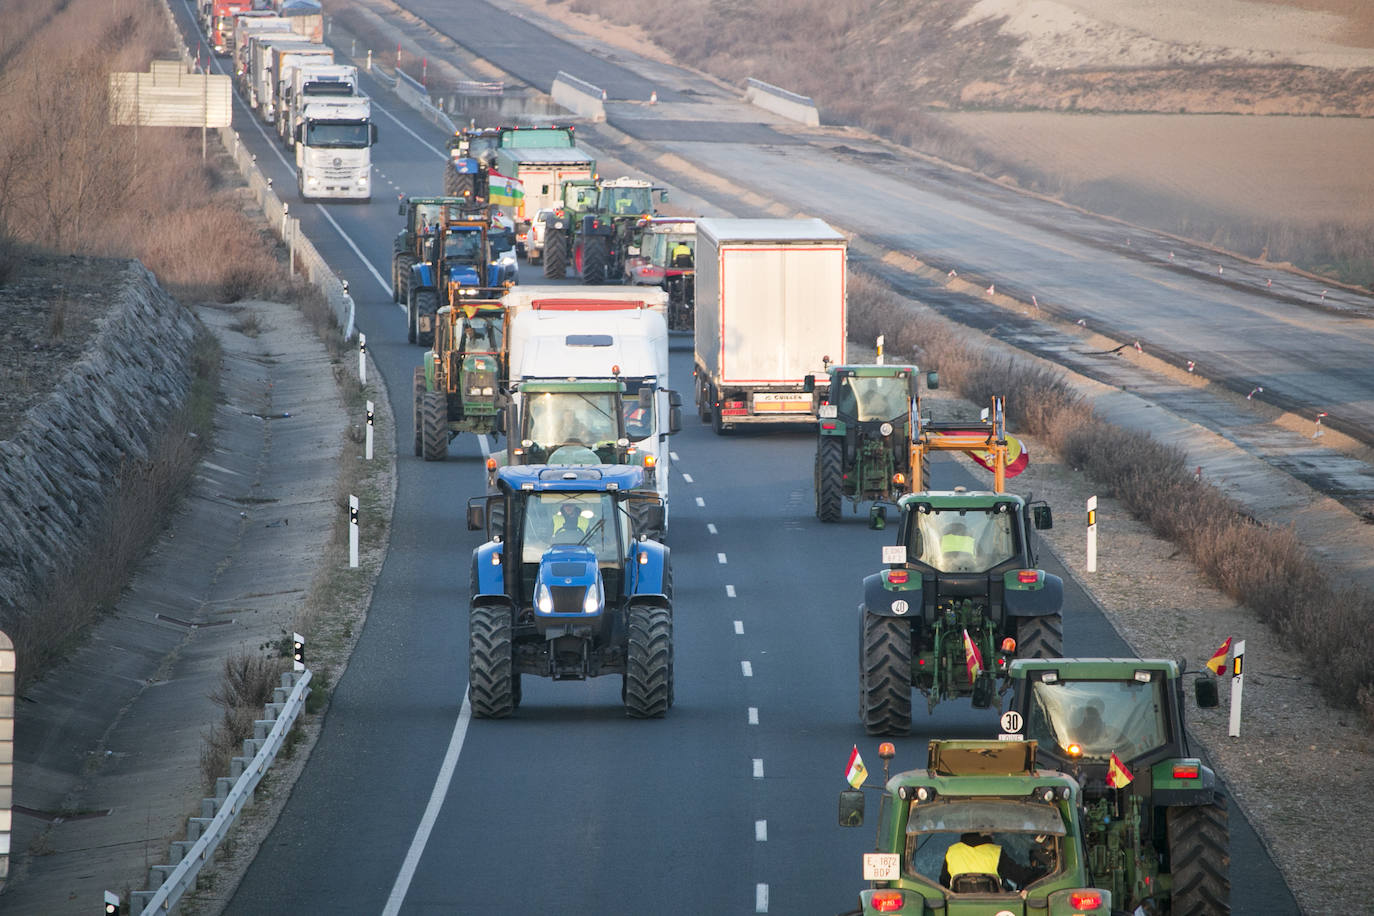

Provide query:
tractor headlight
left=482, top=386, right=494, bottom=395
left=880, top=422, right=894, bottom=437
left=469, top=387, right=481, bottom=396
left=583, top=583, right=602, bottom=614
left=536, top=583, right=553, bottom=614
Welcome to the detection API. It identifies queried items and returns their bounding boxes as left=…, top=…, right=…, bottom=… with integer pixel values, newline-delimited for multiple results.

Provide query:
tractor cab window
left=904, top=799, right=1064, bottom=892
left=1026, top=678, right=1170, bottom=762
left=458, top=315, right=503, bottom=354
left=908, top=508, right=1016, bottom=573
left=446, top=230, right=483, bottom=264
left=525, top=392, right=621, bottom=449
left=489, top=228, right=516, bottom=257
left=835, top=375, right=909, bottom=422
left=569, top=186, right=598, bottom=209
left=606, top=188, right=651, bottom=215
left=521, top=492, right=622, bottom=565
left=414, top=204, right=441, bottom=235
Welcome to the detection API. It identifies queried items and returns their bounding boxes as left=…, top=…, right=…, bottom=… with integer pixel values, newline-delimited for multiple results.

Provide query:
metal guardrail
left=394, top=66, right=457, bottom=136
left=454, top=79, right=504, bottom=95
left=132, top=669, right=312, bottom=914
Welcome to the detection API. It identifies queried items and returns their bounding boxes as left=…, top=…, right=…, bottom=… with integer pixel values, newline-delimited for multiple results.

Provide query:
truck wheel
left=711, top=399, right=732, bottom=436
left=469, top=605, right=515, bottom=718
left=1167, top=803, right=1230, bottom=915
left=861, top=611, right=912, bottom=736
left=412, top=367, right=426, bottom=457
left=624, top=604, right=672, bottom=718
left=394, top=255, right=414, bottom=304
left=816, top=437, right=844, bottom=522
left=581, top=235, right=609, bottom=284
left=1016, top=612, right=1063, bottom=658
left=414, top=289, right=438, bottom=348
left=543, top=228, right=568, bottom=279
left=421, top=390, right=448, bottom=461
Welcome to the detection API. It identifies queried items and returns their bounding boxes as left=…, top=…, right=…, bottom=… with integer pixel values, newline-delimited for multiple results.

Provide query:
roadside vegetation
left=849, top=269, right=1374, bottom=727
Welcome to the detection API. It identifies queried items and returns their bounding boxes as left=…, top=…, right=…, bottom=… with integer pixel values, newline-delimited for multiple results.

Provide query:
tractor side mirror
left=638, top=385, right=654, bottom=409
left=371, top=124, right=379, bottom=144
left=1195, top=676, right=1220, bottom=708
left=1032, top=505, right=1053, bottom=530
left=659, top=190, right=669, bottom=202
left=803, top=374, right=815, bottom=393
left=639, top=503, right=666, bottom=540
left=926, top=370, right=939, bottom=390
left=398, top=197, right=407, bottom=216
left=465, top=498, right=486, bottom=532
left=838, top=789, right=865, bottom=827
left=294, top=124, right=303, bottom=144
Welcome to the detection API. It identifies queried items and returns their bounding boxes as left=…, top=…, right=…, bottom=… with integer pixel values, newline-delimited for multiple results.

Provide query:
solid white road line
left=381, top=689, right=473, bottom=916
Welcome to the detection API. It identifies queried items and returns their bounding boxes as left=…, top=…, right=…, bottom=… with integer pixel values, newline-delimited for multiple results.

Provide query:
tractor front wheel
left=624, top=604, right=673, bottom=718
left=421, top=391, right=448, bottom=461
left=1016, top=612, right=1063, bottom=658
left=412, top=367, right=426, bottom=457
left=861, top=611, right=912, bottom=736
left=469, top=605, right=515, bottom=718
left=394, top=254, right=415, bottom=304
left=581, top=234, right=609, bottom=284
left=816, top=437, right=844, bottom=522
left=543, top=227, right=568, bottom=279
left=1167, top=803, right=1230, bottom=915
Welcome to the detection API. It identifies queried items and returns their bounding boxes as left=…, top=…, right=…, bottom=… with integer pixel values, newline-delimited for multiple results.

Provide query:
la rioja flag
left=845, top=746, right=868, bottom=789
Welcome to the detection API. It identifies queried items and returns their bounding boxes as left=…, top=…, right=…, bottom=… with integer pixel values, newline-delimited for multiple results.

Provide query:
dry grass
left=200, top=652, right=291, bottom=784
left=850, top=267, right=1374, bottom=722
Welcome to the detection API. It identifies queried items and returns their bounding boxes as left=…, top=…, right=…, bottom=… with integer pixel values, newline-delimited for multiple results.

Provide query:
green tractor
left=541, top=176, right=666, bottom=283
left=413, top=301, right=508, bottom=460
left=838, top=739, right=1112, bottom=915
left=808, top=363, right=939, bottom=527
left=1003, top=658, right=1230, bottom=914
left=859, top=485, right=1061, bottom=734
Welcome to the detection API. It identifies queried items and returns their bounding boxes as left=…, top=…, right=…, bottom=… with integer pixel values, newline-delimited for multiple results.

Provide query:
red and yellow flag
left=1205, top=637, right=1232, bottom=676
left=845, top=745, right=868, bottom=789
left=970, top=434, right=1030, bottom=479
left=962, top=629, right=984, bottom=682
left=1107, top=752, right=1134, bottom=789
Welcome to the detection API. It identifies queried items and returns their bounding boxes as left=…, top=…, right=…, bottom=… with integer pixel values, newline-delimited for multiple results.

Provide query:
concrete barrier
left=744, top=77, right=820, bottom=127
left=395, top=68, right=458, bottom=136
left=552, top=70, right=606, bottom=122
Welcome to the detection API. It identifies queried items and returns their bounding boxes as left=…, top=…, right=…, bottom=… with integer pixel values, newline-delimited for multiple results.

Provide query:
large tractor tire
left=469, top=604, right=515, bottom=718
left=815, top=437, right=844, bottom=522
left=1016, top=612, right=1063, bottom=658
left=581, top=234, right=609, bottom=284
left=412, top=367, right=426, bottom=457
left=406, top=292, right=418, bottom=344
left=624, top=604, right=673, bottom=718
left=1167, top=803, right=1230, bottom=915
left=414, top=289, right=438, bottom=348
left=861, top=611, right=912, bottom=736
left=543, top=227, right=568, bottom=280
left=420, top=391, right=448, bottom=461
left=394, top=254, right=415, bottom=304
left=445, top=166, right=476, bottom=200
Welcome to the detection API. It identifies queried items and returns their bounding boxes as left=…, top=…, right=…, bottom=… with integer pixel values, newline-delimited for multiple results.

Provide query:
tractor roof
left=1008, top=658, right=1181, bottom=681
left=883, top=741, right=1080, bottom=800
left=497, top=464, right=644, bottom=492
left=831, top=364, right=917, bottom=378
left=407, top=196, right=472, bottom=206
left=898, top=490, right=1027, bottom=510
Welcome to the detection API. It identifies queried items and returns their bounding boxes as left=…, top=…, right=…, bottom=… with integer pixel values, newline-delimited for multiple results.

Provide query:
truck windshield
left=520, top=492, right=622, bottom=565
left=908, top=507, right=1016, bottom=573
left=834, top=375, right=909, bottom=422
left=525, top=392, right=621, bottom=448
left=302, top=81, right=354, bottom=97
left=904, top=799, right=1064, bottom=890
left=304, top=120, right=370, bottom=148
left=1026, top=678, right=1170, bottom=761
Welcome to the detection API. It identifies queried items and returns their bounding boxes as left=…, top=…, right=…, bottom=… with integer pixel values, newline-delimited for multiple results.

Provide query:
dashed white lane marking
left=741, top=661, right=753, bottom=677
left=717, top=552, right=728, bottom=564
left=753, top=758, right=764, bottom=779
left=756, top=883, right=769, bottom=913
left=734, top=620, right=744, bottom=635
left=670, top=450, right=680, bottom=461
left=755, top=820, right=768, bottom=842
left=726, top=584, right=736, bottom=597
left=748, top=707, right=759, bottom=724
left=682, top=472, right=694, bottom=483
left=695, top=496, right=705, bottom=507
left=707, top=523, right=718, bottom=534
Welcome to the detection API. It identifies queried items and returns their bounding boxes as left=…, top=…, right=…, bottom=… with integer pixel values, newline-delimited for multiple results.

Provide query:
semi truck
left=283, top=63, right=358, bottom=147
left=205, top=0, right=253, bottom=55
left=294, top=97, right=376, bottom=201
left=693, top=218, right=848, bottom=434
left=267, top=43, right=334, bottom=128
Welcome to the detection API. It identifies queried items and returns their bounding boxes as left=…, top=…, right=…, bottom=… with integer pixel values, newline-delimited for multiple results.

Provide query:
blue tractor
left=407, top=204, right=516, bottom=347
left=465, top=465, right=673, bottom=718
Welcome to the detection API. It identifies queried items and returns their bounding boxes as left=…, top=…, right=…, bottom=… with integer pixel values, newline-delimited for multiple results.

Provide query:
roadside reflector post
left=365, top=400, right=375, bottom=460
left=875, top=334, right=884, bottom=365
left=104, top=890, right=121, bottom=915
left=349, top=495, right=360, bottom=568
left=1086, top=495, right=1098, bottom=573
left=0, top=631, right=12, bottom=885
left=358, top=333, right=367, bottom=386
left=292, top=633, right=305, bottom=672
left=1228, top=639, right=1245, bottom=737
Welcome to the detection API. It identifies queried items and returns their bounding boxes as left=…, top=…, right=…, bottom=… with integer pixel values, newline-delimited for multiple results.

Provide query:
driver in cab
left=941, top=832, right=1047, bottom=892
left=552, top=502, right=592, bottom=543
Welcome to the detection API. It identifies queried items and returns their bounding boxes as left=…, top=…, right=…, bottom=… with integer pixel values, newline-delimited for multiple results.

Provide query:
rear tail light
left=821, top=422, right=837, bottom=430
left=1172, top=762, right=1200, bottom=779
left=888, top=570, right=909, bottom=584
left=1017, top=569, right=1039, bottom=584
left=871, top=891, right=904, bottom=913
left=1068, top=890, right=1103, bottom=909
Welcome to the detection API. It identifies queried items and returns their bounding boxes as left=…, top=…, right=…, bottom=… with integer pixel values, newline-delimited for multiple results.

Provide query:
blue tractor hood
left=534, top=545, right=605, bottom=629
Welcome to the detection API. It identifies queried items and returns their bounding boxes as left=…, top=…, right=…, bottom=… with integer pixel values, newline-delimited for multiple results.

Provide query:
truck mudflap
left=861, top=570, right=922, bottom=620
left=1003, top=570, right=1064, bottom=617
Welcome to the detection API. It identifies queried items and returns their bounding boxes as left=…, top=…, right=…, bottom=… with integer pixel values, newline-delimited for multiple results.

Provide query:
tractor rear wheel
left=421, top=391, right=448, bottom=461
left=1016, top=612, right=1063, bottom=658
left=406, top=292, right=417, bottom=344
left=861, top=611, right=912, bottom=736
left=1167, top=803, right=1230, bottom=915
left=445, top=167, right=475, bottom=200
left=543, top=227, right=568, bottom=279
left=581, top=234, right=609, bottom=284
left=624, top=604, right=672, bottom=718
left=412, top=367, right=426, bottom=457
left=414, top=290, right=438, bottom=348
left=469, top=605, right=515, bottom=718
left=393, top=254, right=414, bottom=304
left=816, top=437, right=844, bottom=522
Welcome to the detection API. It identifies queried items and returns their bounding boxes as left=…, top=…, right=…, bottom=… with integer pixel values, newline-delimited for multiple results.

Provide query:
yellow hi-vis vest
left=941, top=533, right=976, bottom=554
left=945, top=841, right=1002, bottom=878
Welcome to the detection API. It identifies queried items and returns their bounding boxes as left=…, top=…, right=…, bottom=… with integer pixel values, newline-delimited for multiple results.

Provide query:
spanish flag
left=963, top=629, right=984, bottom=682
left=970, top=434, right=1030, bottom=479
left=1205, top=637, right=1232, bottom=676
left=1107, top=752, right=1133, bottom=788
left=846, top=746, right=868, bottom=789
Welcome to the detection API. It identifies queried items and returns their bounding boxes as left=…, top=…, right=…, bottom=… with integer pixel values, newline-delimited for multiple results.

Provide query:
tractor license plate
left=753, top=392, right=812, bottom=413
left=863, top=853, right=901, bottom=881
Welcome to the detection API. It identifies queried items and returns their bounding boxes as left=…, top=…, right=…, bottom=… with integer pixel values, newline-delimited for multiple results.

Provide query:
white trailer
left=270, top=46, right=336, bottom=137
left=693, top=217, right=847, bottom=433
left=245, top=32, right=300, bottom=108
left=257, top=40, right=326, bottom=123
left=294, top=97, right=376, bottom=201
left=492, top=147, right=596, bottom=257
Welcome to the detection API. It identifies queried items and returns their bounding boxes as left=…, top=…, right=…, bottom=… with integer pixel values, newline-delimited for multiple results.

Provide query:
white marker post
left=1228, top=639, right=1245, bottom=737
left=358, top=333, right=368, bottom=386
left=0, top=631, right=12, bottom=883
left=292, top=632, right=305, bottom=673
left=365, top=400, right=375, bottom=460
left=875, top=334, right=885, bottom=365
left=349, top=495, right=360, bottom=568
left=1086, top=496, right=1098, bottom=573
